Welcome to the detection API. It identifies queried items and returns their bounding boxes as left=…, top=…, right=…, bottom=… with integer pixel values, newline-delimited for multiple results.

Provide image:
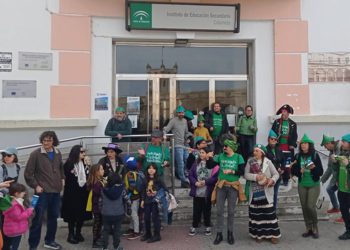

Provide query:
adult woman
left=212, top=139, right=245, bottom=245
left=236, top=105, right=258, bottom=161
left=61, top=145, right=92, bottom=244
left=291, top=134, right=323, bottom=239
left=244, top=144, right=281, bottom=244
left=98, top=143, right=126, bottom=179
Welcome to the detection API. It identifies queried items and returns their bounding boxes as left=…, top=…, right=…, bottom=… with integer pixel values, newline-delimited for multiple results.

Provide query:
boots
left=147, top=233, right=161, bottom=243
left=67, top=233, right=79, bottom=244
left=312, top=224, right=319, bottom=239
left=141, top=233, right=152, bottom=241
left=213, top=232, right=223, bottom=245
left=227, top=231, right=234, bottom=245
left=302, top=226, right=313, bottom=238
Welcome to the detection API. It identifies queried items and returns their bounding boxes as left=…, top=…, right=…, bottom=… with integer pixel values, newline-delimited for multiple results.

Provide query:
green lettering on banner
left=130, top=2, right=152, bottom=29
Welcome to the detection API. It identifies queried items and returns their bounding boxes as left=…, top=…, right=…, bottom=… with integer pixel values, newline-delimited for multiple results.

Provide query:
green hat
left=197, top=115, right=205, bottom=123
left=115, top=106, right=125, bottom=113
left=321, top=134, right=335, bottom=146
left=224, top=139, right=238, bottom=152
left=300, top=134, right=314, bottom=144
left=176, top=105, right=185, bottom=113
left=184, top=110, right=194, bottom=120
left=194, top=136, right=205, bottom=145
left=254, top=144, right=267, bottom=155
left=342, top=133, right=350, bottom=143
left=268, top=129, right=278, bottom=139
left=0, top=195, right=12, bottom=212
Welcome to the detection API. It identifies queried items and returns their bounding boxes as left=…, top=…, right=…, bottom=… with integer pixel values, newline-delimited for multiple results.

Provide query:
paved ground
left=19, top=218, right=349, bottom=250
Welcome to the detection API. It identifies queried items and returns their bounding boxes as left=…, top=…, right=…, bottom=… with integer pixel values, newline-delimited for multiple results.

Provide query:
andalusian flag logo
left=130, top=3, right=152, bottom=29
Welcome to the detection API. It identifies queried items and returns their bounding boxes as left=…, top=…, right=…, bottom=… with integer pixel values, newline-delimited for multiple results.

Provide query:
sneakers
left=147, top=234, right=161, bottom=243
left=43, top=242, right=62, bottom=250
left=334, top=217, right=344, bottom=224
left=205, top=227, right=212, bottom=236
left=123, top=228, right=134, bottom=236
left=339, top=231, right=350, bottom=240
left=327, top=208, right=340, bottom=214
left=128, top=232, right=142, bottom=240
left=189, top=227, right=196, bottom=236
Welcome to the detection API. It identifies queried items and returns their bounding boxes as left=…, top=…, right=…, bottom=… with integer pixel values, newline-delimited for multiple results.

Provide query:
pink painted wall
left=275, top=20, right=308, bottom=53
left=275, top=54, right=302, bottom=84
left=51, top=86, right=91, bottom=118
left=275, top=85, right=310, bottom=115
left=60, top=0, right=124, bottom=17
left=59, top=52, right=91, bottom=85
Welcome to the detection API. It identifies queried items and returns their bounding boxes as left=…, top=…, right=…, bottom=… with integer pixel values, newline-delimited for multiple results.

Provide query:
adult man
left=271, top=104, right=298, bottom=186
left=236, top=105, right=258, bottom=161
left=138, top=129, right=170, bottom=178
left=105, top=106, right=132, bottom=143
left=334, top=134, right=350, bottom=240
left=205, top=102, right=229, bottom=154
left=163, top=106, right=191, bottom=188
left=24, top=131, right=64, bottom=250
left=320, top=135, right=342, bottom=214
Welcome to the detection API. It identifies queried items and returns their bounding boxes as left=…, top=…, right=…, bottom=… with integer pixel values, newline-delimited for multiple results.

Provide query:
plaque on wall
left=18, top=52, right=53, bottom=70
left=2, top=80, right=37, bottom=98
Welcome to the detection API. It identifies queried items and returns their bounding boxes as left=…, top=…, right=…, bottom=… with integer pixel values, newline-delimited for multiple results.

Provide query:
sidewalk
left=20, top=220, right=349, bottom=250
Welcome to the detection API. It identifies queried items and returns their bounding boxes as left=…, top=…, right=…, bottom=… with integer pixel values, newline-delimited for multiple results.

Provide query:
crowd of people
left=0, top=102, right=349, bottom=250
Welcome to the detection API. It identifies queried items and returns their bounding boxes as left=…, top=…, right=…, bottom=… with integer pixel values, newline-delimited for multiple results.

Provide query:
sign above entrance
left=126, top=1, right=240, bottom=33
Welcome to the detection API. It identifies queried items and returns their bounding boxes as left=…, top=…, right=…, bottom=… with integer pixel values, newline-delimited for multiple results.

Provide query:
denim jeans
left=273, top=178, right=281, bottom=210
left=155, top=188, right=169, bottom=224
left=174, top=146, right=189, bottom=183
left=326, top=183, right=339, bottom=209
left=28, top=192, right=60, bottom=248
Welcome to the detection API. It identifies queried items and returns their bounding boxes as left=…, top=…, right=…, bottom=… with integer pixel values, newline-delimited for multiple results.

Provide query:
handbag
left=86, top=190, right=92, bottom=212
left=316, top=183, right=325, bottom=210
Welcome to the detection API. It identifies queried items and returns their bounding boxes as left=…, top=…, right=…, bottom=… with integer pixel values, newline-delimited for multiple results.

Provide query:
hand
left=62, top=179, right=65, bottom=187
left=140, top=201, right=144, bottom=208
left=249, top=125, right=255, bottom=130
left=163, top=135, right=167, bottom=141
left=117, top=134, right=123, bottom=140
left=0, top=180, right=14, bottom=188
left=195, top=181, right=202, bottom=187
left=289, top=146, right=295, bottom=150
left=256, top=174, right=264, bottom=181
left=223, top=169, right=234, bottom=175
left=300, top=168, right=305, bottom=174
left=267, top=178, right=275, bottom=187
left=330, top=154, right=337, bottom=163
left=308, top=164, right=316, bottom=170
left=138, top=148, right=146, bottom=156
left=341, top=157, right=349, bottom=166
left=200, top=180, right=206, bottom=186
left=188, top=148, right=193, bottom=153
left=35, top=185, right=43, bottom=194
left=210, top=127, right=214, bottom=132
left=162, top=161, right=169, bottom=167
left=206, top=152, right=214, bottom=158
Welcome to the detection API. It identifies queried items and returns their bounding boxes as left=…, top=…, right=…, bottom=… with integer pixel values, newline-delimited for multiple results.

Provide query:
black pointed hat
left=276, top=104, right=294, bottom=115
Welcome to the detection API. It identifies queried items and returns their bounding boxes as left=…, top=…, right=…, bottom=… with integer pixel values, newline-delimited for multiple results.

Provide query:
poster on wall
left=2, top=80, right=36, bottom=98
left=127, top=96, right=140, bottom=114
left=95, top=94, right=108, bottom=111
left=18, top=52, right=53, bottom=70
left=128, top=115, right=138, bottom=128
left=0, top=52, right=12, bottom=72
left=227, top=114, right=236, bottom=127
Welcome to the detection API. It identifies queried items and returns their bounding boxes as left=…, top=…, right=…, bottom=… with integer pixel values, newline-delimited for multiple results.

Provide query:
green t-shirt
left=212, top=113, right=223, bottom=137
left=299, top=155, right=320, bottom=187
left=141, top=144, right=170, bottom=176
left=279, top=120, right=289, bottom=145
left=338, top=161, right=350, bottom=193
left=215, top=153, right=245, bottom=182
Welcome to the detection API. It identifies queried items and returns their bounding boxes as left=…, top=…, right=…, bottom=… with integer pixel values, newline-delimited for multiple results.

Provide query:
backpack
left=125, top=171, right=145, bottom=193
left=1, top=164, right=20, bottom=182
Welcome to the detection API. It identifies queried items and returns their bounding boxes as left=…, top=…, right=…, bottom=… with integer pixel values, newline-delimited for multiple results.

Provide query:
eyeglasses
left=3, top=154, right=13, bottom=157
left=80, top=151, right=86, bottom=153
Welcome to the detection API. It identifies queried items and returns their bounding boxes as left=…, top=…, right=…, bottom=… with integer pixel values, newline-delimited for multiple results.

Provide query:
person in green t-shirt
left=204, top=102, right=229, bottom=155
left=137, top=129, right=170, bottom=178
left=291, top=134, right=323, bottom=239
left=212, top=139, right=244, bottom=246
left=335, top=133, right=350, bottom=240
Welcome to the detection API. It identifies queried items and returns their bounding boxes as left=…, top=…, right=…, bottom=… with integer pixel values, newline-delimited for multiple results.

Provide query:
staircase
left=172, top=184, right=330, bottom=222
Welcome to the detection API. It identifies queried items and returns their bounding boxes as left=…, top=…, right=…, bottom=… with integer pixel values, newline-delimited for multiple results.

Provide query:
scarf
left=74, top=161, right=87, bottom=187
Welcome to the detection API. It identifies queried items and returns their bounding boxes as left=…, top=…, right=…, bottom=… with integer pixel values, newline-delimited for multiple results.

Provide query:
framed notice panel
left=126, top=1, right=240, bottom=33
left=2, top=80, right=37, bottom=98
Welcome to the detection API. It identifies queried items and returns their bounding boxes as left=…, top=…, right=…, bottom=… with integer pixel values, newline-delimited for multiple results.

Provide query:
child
left=101, top=172, right=125, bottom=250
left=188, top=147, right=219, bottom=236
left=141, top=163, right=167, bottom=243
left=194, top=115, right=212, bottom=142
left=3, top=183, right=34, bottom=250
left=87, top=164, right=105, bottom=248
left=124, top=156, right=143, bottom=240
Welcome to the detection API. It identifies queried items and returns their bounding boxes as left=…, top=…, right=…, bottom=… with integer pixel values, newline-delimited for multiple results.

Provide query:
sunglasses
left=3, top=154, right=13, bottom=157
left=80, top=151, right=86, bottom=153
left=223, top=145, right=228, bottom=148
left=269, top=138, right=278, bottom=141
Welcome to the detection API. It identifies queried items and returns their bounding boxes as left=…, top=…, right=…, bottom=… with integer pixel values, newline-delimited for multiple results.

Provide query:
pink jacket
left=3, top=199, right=33, bottom=237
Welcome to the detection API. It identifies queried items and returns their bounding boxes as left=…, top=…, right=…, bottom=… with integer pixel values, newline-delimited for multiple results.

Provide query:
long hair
left=145, top=163, right=158, bottom=181
left=87, top=164, right=103, bottom=189
left=39, top=130, right=59, bottom=146
left=66, top=145, right=83, bottom=165
left=9, top=183, right=30, bottom=207
left=298, top=142, right=315, bottom=156
left=196, top=146, right=213, bottom=164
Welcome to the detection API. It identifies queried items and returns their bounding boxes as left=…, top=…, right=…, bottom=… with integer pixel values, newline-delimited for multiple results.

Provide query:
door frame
left=115, top=74, right=248, bottom=132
